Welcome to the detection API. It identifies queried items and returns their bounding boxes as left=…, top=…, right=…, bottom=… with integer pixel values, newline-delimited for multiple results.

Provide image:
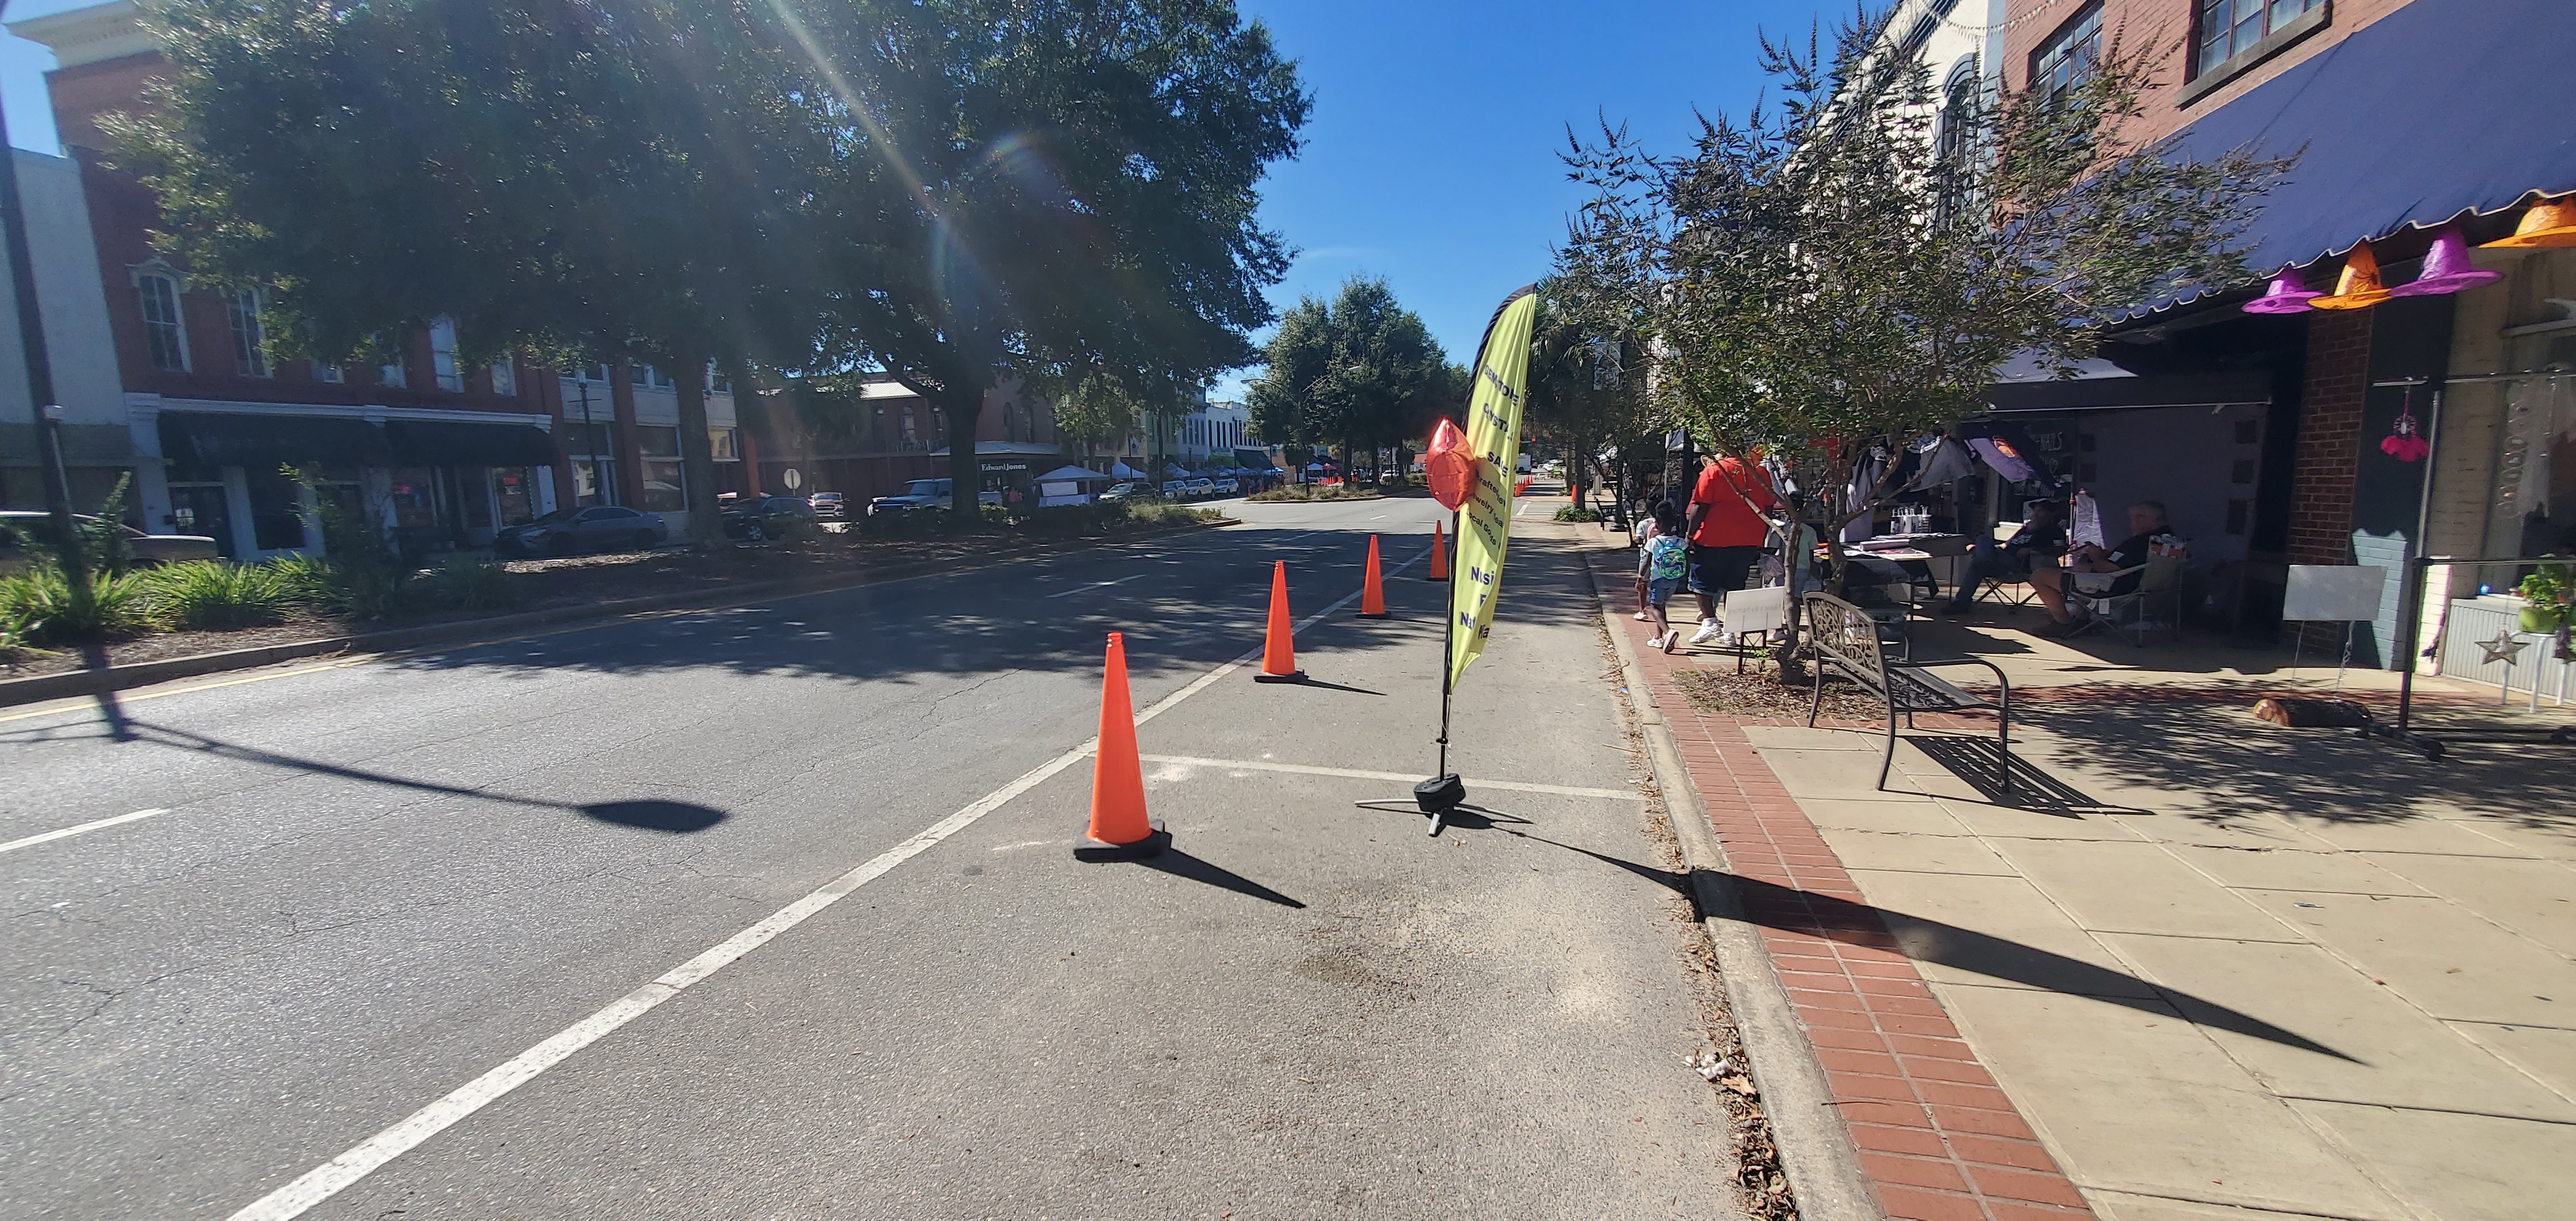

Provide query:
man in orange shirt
left=1683, top=451, right=1779, bottom=645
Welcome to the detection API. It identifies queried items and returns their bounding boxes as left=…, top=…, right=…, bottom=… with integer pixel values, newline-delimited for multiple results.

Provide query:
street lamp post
left=0, top=0, right=82, bottom=566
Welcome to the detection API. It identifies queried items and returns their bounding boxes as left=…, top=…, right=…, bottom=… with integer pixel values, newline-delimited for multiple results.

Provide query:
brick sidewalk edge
left=1586, top=552, right=2096, bottom=1221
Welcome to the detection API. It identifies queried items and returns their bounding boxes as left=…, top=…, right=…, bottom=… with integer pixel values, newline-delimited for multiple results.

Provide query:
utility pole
left=0, top=0, right=81, bottom=566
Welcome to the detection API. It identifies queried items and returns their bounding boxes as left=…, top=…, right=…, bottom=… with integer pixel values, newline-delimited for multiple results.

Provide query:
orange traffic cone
left=1359, top=534, right=1388, bottom=618
left=1076, top=631, right=1166, bottom=859
left=1253, top=560, right=1305, bottom=683
left=1427, top=520, right=1450, bottom=582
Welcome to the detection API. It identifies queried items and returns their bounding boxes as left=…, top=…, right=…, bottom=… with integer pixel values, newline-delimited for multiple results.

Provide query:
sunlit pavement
left=1, top=494, right=1745, bottom=1219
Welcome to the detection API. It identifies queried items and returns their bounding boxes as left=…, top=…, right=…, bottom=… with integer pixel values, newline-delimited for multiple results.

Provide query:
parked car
left=0, top=511, right=219, bottom=574
left=869, top=478, right=1003, bottom=515
left=1159, top=479, right=1190, bottom=499
left=493, top=505, right=666, bottom=556
left=807, top=491, right=848, bottom=520
left=723, top=494, right=820, bottom=541
left=1186, top=477, right=1216, bottom=498
left=1211, top=477, right=1240, bottom=496
left=1096, top=481, right=1159, bottom=504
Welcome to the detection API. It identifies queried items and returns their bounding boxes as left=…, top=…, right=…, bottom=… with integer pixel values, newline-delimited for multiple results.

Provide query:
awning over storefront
left=2154, top=0, right=2576, bottom=311
left=1982, top=370, right=2272, bottom=413
left=159, top=411, right=389, bottom=469
left=382, top=419, right=559, bottom=466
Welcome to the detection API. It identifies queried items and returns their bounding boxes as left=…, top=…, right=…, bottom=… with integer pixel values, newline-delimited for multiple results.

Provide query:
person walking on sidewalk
left=1641, top=504, right=1690, bottom=651
left=1632, top=503, right=1666, bottom=622
left=1684, top=451, right=1778, bottom=645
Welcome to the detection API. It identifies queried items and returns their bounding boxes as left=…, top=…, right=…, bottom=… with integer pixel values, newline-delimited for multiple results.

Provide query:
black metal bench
left=1803, top=592, right=2013, bottom=797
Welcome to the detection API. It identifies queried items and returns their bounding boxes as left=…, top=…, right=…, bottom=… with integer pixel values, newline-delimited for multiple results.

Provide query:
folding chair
left=2070, top=551, right=2186, bottom=645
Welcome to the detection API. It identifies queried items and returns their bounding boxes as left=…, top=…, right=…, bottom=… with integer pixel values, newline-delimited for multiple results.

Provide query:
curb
left=0, top=519, right=1224, bottom=709
left=1588, top=553, right=1885, bottom=1221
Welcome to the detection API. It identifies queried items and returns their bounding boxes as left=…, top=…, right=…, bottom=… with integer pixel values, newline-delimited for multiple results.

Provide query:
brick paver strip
left=1601, top=577, right=2096, bottom=1221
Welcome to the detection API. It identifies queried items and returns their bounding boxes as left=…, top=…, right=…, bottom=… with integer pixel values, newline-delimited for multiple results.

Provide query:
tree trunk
left=942, top=386, right=981, bottom=517
left=671, top=345, right=722, bottom=547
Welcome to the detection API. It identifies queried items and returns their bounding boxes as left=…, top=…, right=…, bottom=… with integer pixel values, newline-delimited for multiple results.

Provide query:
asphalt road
left=2, top=493, right=1741, bottom=1219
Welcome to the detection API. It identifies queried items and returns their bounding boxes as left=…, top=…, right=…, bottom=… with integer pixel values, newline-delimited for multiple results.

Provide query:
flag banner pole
left=1356, top=285, right=1539, bottom=836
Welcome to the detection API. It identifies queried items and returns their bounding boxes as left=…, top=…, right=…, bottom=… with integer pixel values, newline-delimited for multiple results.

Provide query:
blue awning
left=2155, top=0, right=2576, bottom=313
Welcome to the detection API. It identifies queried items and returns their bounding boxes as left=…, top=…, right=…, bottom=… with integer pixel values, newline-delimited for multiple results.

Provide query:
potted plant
left=2516, top=561, right=2571, bottom=634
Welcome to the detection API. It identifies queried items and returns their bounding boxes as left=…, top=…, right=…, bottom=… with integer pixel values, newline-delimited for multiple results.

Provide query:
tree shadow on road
left=89, top=718, right=729, bottom=834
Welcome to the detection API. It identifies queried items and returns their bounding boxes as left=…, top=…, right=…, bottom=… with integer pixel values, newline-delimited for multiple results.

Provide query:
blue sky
left=2, top=0, right=1835, bottom=397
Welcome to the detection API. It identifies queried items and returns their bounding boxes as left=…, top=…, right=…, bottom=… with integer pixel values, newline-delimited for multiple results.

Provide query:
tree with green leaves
left=785, top=0, right=1310, bottom=513
left=111, top=0, right=835, bottom=544
left=1562, top=11, right=2289, bottom=575
left=1247, top=276, right=1452, bottom=484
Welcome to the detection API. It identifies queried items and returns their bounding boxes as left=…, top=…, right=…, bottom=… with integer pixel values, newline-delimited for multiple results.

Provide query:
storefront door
left=169, top=484, right=234, bottom=559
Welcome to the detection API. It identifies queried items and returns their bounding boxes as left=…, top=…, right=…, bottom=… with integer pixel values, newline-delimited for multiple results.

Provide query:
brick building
left=1970, top=0, right=2573, bottom=673
left=6, top=1, right=749, bottom=557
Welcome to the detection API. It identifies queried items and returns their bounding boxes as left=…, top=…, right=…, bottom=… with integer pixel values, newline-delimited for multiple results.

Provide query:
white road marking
left=1137, top=755, right=1633, bottom=799
left=0, top=808, right=165, bottom=855
left=1041, top=572, right=1147, bottom=599
left=1513, top=500, right=1532, bottom=518
left=225, top=538, right=1436, bottom=1221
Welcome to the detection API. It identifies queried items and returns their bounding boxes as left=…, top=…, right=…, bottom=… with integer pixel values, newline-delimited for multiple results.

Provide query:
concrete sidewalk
left=1585, top=527, right=2576, bottom=1221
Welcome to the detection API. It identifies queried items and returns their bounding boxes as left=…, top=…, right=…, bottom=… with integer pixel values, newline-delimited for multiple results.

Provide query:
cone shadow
left=1129, top=846, right=1307, bottom=908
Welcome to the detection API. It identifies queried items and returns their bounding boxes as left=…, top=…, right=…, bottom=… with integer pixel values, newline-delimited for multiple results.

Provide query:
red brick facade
left=2002, top=0, right=2415, bottom=145
left=2284, top=308, right=2371, bottom=567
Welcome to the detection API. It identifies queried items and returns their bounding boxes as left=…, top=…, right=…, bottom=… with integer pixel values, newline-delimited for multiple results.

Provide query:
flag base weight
left=1355, top=773, right=1474, bottom=836
left=1074, top=821, right=1169, bottom=860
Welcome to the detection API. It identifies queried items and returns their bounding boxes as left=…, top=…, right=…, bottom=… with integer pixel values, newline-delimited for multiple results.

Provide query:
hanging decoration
left=2310, top=240, right=2393, bottom=310
left=2381, top=384, right=2430, bottom=462
left=2242, top=267, right=2323, bottom=314
left=2391, top=227, right=2503, bottom=297
left=2480, top=195, right=2576, bottom=250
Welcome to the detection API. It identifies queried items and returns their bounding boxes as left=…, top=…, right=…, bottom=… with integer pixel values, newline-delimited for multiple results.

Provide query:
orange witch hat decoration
left=1074, top=631, right=1166, bottom=859
left=1358, top=535, right=1388, bottom=618
left=1253, top=561, right=1305, bottom=683
left=1427, top=520, right=1450, bottom=581
left=2309, top=240, right=2393, bottom=310
left=2482, top=195, right=2576, bottom=249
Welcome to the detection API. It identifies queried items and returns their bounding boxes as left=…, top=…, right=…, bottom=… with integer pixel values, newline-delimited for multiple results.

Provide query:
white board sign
left=2282, top=564, right=2387, bottom=623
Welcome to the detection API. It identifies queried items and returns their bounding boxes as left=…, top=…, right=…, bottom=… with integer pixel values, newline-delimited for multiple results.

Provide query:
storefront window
left=248, top=467, right=306, bottom=551
left=635, top=424, right=685, bottom=512
left=2485, top=331, right=2576, bottom=561
left=573, top=458, right=614, bottom=508
left=493, top=467, right=537, bottom=526
left=387, top=468, right=438, bottom=531
left=709, top=427, right=738, bottom=461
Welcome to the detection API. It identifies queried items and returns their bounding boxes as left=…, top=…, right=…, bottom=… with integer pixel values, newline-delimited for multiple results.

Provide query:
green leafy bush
left=1246, top=483, right=1377, bottom=503
left=138, top=560, right=290, bottom=630
left=263, top=552, right=337, bottom=605
left=0, top=563, right=154, bottom=644
left=1553, top=505, right=1599, bottom=522
left=415, top=559, right=520, bottom=613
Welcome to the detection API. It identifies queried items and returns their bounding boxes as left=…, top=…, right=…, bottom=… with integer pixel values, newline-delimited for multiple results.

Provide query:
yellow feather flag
left=1447, top=286, right=1539, bottom=686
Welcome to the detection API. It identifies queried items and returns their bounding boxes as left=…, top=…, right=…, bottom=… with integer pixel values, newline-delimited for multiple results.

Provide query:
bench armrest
left=1900, top=656, right=2011, bottom=704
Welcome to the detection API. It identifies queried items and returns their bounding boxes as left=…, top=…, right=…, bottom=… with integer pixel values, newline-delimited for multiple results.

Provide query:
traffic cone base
left=1075, top=822, right=1169, bottom=860
left=1077, top=631, right=1167, bottom=859
left=1358, top=534, right=1389, bottom=618
left=1255, top=560, right=1305, bottom=683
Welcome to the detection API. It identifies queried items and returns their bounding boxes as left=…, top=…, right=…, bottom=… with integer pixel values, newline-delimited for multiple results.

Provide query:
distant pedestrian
left=1632, top=506, right=1665, bottom=621
left=1641, top=504, right=1689, bottom=652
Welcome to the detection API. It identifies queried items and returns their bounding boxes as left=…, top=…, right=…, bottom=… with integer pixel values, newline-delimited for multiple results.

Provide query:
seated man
left=1940, top=499, right=2067, bottom=614
left=2029, top=500, right=2170, bottom=636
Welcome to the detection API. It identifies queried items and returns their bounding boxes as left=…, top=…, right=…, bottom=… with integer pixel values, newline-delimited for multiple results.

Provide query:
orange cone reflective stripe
left=1359, top=534, right=1388, bottom=618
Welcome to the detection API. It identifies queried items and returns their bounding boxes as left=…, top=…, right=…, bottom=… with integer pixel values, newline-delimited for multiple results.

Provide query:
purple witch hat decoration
left=2242, top=267, right=2323, bottom=314
left=2392, top=226, right=2503, bottom=297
